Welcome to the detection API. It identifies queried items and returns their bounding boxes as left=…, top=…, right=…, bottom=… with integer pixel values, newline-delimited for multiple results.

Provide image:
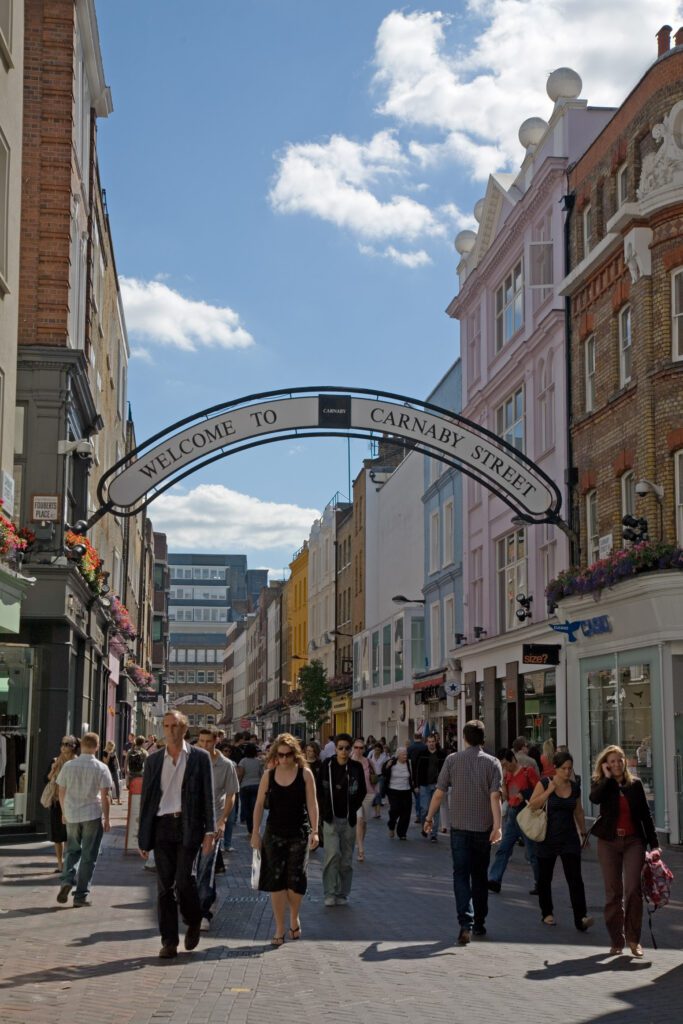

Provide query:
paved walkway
left=0, top=798, right=681, bottom=1024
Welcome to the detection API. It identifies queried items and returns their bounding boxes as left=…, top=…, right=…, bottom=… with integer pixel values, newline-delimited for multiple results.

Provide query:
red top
left=541, top=754, right=556, bottom=778
left=506, top=764, right=540, bottom=807
left=616, top=791, right=637, bottom=836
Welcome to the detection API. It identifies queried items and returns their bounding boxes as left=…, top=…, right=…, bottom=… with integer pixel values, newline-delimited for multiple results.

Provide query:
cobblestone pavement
left=0, top=799, right=681, bottom=1024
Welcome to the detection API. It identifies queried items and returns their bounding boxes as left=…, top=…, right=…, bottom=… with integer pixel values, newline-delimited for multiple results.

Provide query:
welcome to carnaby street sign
left=89, top=387, right=563, bottom=530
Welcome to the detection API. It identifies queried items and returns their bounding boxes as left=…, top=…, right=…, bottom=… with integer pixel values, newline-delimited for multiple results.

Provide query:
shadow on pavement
left=360, top=939, right=455, bottom=962
left=67, top=927, right=159, bottom=946
left=525, top=953, right=653, bottom=981
left=584, top=963, right=683, bottom=1024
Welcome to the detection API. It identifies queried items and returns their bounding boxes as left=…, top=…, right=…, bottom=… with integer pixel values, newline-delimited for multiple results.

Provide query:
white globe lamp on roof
left=518, top=117, right=549, bottom=152
left=546, top=67, right=583, bottom=102
left=454, top=230, right=477, bottom=255
left=473, top=198, right=486, bottom=223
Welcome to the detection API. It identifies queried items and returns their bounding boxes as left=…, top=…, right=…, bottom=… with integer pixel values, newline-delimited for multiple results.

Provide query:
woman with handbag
left=251, top=733, right=319, bottom=947
left=351, top=738, right=375, bottom=862
left=44, top=736, right=78, bottom=872
left=527, top=749, right=593, bottom=930
left=368, top=742, right=388, bottom=818
left=590, top=744, right=659, bottom=958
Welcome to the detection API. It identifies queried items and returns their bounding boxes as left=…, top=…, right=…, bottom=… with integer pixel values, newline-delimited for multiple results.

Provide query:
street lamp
left=392, top=594, right=426, bottom=604
left=329, top=628, right=353, bottom=638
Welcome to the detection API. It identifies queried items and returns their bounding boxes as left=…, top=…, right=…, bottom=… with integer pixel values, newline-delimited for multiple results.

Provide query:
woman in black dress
left=46, top=735, right=77, bottom=872
left=251, top=733, right=319, bottom=946
left=528, top=749, right=593, bottom=931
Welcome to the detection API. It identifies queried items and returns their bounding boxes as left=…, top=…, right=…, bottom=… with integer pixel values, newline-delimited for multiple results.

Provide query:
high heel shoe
left=357, top=850, right=365, bottom=862
left=629, top=943, right=644, bottom=958
left=609, top=946, right=623, bottom=955
left=542, top=915, right=556, bottom=926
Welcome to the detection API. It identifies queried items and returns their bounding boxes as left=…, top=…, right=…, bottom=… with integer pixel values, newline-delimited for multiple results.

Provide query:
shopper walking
left=138, top=711, right=216, bottom=959
left=317, top=733, right=366, bottom=906
left=194, top=726, right=239, bottom=930
left=237, top=743, right=264, bottom=835
left=368, top=742, right=388, bottom=818
left=125, top=736, right=148, bottom=788
left=252, top=733, right=319, bottom=946
left=424, top=720, right=502, bottom=944
left=102, top=741, right=122, bottom=804
left=351, top=738, right=375, bottom=861
left=528, top=749, right=592, bottom=931
left=45, top=735, right=78, bottom=873
left=590, top=744, right=659, bottom=957
left=414, top=734, right=447, bottom=842
left=407, top=731, right=427, bottom=823
left=383, top=747, right=415, bottom=840
left=55, top=732, right=112, bottom=907
left=304, top=741, right=322, bottom=784
left=487, top=748, right=539, bottom=894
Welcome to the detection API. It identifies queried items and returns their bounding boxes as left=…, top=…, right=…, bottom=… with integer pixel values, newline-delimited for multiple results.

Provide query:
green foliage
left=298, top=658, right=331, bottom=732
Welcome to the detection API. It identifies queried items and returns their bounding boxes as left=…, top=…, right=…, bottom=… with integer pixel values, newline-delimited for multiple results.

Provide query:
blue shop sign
left=549, top=615, right=612, bottom=643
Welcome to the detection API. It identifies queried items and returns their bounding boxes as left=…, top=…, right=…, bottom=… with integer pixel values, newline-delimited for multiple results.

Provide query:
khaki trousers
left=596, top=835, right=645, bottom=946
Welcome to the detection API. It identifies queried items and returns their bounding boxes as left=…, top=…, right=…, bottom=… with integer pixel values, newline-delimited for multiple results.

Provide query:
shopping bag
left=250, top=848, right=261, bottom=890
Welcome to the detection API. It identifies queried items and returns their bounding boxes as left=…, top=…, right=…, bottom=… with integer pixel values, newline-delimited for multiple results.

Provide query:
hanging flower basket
left=546, top=541, right=683, bottom=607
left=65, top=530, right=107, bottom=595
left=126, top=661, right=155, bottom=690
left=111, top=596, right=137, bottom=640
left=0, top=501, right=28, bottom=559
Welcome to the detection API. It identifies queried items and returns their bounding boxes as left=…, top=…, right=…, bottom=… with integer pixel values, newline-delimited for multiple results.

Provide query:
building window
left=382, top=624, right=391, bottom=686
left=585, top=335, right=596, bottom=412
left=675, top=451, right=683, bottom=546
left=0, top=129, right=8, bottom=289
left=443, top=499, right=454, bottom=566
left=471, top=546, right=483, bottom=631
left=617, top=163, right=628, bottom=207
left=583, top=204, right=592, bottom=256
left=537, top=356, right=555, bottom=453
left=529, top=211, right=553, bottom=310
left=619, top=306, right=632, bottom=386
left=621, top=471, right=636, bottom=528
left=496, top=386, right=525, bottom=453
left=495, top=259, right=523, bottom=352
left=0, top=2, right=12, bottom=62
left=371, top=631, right=380, bottom=688
left=586, top=489, right=599, bottom=564
left=429, top=510, right=440, bottom=574
left=394, top=618, right=404, bottom=683
left=539, top=523, right=556, bottom=595
left=497, top=529, right=527, bottom=633
left=672, top=269, right=683, bottom=362
left=411, top=617, right=425, bottom=672
left=467, top=307, right=481, bottom=383
left=430, top=602, right=441, bottom=667
left=444, top=595, right=455, bottom=651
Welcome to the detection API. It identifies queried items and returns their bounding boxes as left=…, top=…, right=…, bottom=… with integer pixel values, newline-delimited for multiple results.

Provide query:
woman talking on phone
left=590, top=745, right=659, bottom=957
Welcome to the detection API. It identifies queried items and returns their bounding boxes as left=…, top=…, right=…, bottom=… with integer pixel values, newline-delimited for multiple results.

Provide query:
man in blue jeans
left=424, top=720, right=502, bottom=945
left=414, top=733, right=447, bottom=842
left=487, top=748, right=539, bottom=895
left=56, top=731, right=113, bottom=907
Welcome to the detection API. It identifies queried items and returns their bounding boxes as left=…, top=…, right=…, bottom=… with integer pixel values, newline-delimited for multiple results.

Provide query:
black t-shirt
left=329, top=759, right=351, bottom=819
left=426, top=751, right=440, bottom=785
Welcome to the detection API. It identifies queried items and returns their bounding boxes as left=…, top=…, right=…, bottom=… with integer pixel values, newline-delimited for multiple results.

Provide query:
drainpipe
left=562, top=189, right=579, bottom=566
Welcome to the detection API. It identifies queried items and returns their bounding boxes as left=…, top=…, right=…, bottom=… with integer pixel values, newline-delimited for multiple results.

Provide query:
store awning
left=413, top=672, right=446, bottom=691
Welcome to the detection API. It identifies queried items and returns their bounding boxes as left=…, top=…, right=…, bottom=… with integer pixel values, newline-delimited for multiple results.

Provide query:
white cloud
left=130, top=346, right=154, bottom=364
left=373, top=4, right=683, bottom=177
left=360, top=243, right=432, bottom=267
left=149, top=484, right=319, bottom=552
left=269, top=130, right=445, bottom=242
left=120, top=277, right=255, bottom=352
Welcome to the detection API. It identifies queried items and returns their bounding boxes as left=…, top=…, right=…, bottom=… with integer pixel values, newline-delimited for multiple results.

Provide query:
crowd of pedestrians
left=48, top=716, right=663, bottom=962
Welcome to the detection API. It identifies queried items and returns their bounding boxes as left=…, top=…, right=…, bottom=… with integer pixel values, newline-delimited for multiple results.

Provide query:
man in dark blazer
left=138, top=711, right=215, bottom=958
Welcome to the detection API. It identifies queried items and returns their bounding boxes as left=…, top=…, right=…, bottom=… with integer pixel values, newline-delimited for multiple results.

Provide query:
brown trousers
left=596, top=835, right=645, bottom=946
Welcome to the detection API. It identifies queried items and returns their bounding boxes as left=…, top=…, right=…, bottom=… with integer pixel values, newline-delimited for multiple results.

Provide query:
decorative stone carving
left=638, top=99, right=683, bottom=199
left=623, top=227, right=653, bottom=282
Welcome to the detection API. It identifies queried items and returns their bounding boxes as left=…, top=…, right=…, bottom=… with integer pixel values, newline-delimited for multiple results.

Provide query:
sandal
left=629, top=943, right=644, bottom=958
left=357, top=851, right=365, bottom=862
left=270, top=935, right=285, bottom=947
left=609, top=946, right=623, bottom=955
left=542, top=915, right=556, bottom=926
left=288, top=925, right=301, bottom=940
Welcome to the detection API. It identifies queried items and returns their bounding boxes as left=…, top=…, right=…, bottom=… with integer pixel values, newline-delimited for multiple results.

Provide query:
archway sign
left=88, top=387, right=565, bottom=531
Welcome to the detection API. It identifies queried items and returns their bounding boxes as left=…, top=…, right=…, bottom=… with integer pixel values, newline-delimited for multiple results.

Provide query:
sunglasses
left=336, top=745, right=351, bottom=752
left=353, top=745, right=364, bottom=750
left=277, top=750, right=294, bottom=758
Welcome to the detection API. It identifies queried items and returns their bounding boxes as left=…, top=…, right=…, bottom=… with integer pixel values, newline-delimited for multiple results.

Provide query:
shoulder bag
left=40, top=780, right=58, bottom=809
left=517, top=801, right=547, bottom=842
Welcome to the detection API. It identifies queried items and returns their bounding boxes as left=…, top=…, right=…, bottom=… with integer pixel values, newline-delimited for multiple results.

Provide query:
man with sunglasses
left=317, top=733, right=366, bottom=906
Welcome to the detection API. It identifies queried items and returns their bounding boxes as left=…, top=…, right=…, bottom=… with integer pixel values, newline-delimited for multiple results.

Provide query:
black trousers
left=537, top=851, right=587, bottom=927
left=154, top=816, right=202, bottom=947
left=387, top=789, right=412, bottom=838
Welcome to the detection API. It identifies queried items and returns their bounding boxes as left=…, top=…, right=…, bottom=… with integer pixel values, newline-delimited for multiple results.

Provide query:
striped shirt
left=57, top=754, right=112, bottom=824
left=436, top=746, right=503, bottom=832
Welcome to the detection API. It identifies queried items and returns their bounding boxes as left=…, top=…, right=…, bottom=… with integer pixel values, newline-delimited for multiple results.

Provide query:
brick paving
left=0, top=798, right=681, bottom=1024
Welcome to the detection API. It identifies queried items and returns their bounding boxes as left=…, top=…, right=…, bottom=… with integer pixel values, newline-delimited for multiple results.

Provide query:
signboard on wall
left=522, top=644, right=560, bottom=666
left=31, top=494, right=59, bottom=521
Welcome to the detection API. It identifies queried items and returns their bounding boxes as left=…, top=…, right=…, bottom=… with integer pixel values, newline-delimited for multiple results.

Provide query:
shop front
left=331, top=692, right=352, bottom=737
left=561, top=572, right=683, bottom=844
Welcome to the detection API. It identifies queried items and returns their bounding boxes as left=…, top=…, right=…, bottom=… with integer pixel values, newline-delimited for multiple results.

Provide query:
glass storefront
left=524, top=670, right=557, bottom=745
left=0, top=646, right=34, bottom=826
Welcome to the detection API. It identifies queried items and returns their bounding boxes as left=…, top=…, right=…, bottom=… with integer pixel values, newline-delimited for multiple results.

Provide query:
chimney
left=675, top=26, right=683, bottom=47
left=657, top=25, right=672, bottom=56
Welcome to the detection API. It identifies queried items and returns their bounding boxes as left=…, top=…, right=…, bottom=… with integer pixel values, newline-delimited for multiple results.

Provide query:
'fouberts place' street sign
left=94, top=388, right=563, bottom=528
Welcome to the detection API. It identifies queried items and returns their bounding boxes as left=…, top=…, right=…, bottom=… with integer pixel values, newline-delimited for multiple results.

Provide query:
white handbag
left=516, top=803, right=547, bottom=842
left=250, top=848, right=261, bottom=890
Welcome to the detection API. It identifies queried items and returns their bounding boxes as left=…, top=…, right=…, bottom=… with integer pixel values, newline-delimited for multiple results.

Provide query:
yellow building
left=287, top=541, right=309, bottom=692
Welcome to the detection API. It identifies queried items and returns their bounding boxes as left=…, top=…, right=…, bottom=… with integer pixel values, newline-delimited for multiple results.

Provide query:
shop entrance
left=0, top=646, right=34, bottom=828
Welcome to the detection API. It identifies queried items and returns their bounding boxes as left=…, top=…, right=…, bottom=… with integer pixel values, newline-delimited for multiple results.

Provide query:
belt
left=615, top=828, right=634, bottom=838
left=159, top=811, right=182, bottom=819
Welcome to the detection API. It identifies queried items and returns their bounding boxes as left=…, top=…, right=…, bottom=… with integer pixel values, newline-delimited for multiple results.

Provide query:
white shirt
left=56, top=754, right=112, bottom=823
left=389, top=761, right=412, bottom=791
left=157, top=741, right=190, bottom=816
left=322, top=740, right=336, bottom=759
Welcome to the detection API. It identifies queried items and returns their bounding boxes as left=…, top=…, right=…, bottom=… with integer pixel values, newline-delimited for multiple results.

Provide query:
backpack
left=127, top=749, right=145, bottom=775
left=641, top=850, right=674, bottom=948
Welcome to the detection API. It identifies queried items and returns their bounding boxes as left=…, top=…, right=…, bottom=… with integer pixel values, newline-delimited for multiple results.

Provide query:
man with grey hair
left=56, top=731, right=112, bottom=907
left=424, top=720, right=502, bottom=945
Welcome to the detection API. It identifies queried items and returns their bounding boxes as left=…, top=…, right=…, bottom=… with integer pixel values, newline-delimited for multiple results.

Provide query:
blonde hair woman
left=46, top=736, right=77, bottom=871
left=541, top=739, right=556, bottom=777
left=251, top=733, right=319, bottom=946
left=102, top=740, right=122, bottom=804
left=590, top=745, right=659, bottom=957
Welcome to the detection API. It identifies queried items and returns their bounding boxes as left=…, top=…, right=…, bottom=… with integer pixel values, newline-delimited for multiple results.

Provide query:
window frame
left=621, top=471, right=635, bottom=527
left=585, top=335, right=596, bottom=412
left=617, top=163, right=628, bottom=207
left=672, top=269, right=683, bottom=362
left=443, top=499, right=454, bottom=566
left=430, top=601, right=441, bottom=668
left=496, top=386, right=525, bottom=454
left=496, top=529, right=527, bottom=634
left=0, top=128, right=10, bottom=292
left=586, top=489, right=600, bottom=564
left=583, top=204, right=592, bottom=256
left=675, top=450, right=683, bottom=546
left=619, top=305, right=632, bottom=387
left=429, top=509, right=440, bottom=574
left=495, top=259, right=524, bottom=352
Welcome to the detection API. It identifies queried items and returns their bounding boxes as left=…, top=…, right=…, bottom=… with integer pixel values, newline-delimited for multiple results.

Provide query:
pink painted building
left=446, top=69, right=613, bottom=751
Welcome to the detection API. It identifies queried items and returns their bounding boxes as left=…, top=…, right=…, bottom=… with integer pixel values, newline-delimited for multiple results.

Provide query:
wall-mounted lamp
left=392, top=594, right=426, bottom=604
left=622, top=514, right=649, bottom=543
left=473, top=626, right=487, bottom=640
left=515, top=593, right=533, bottom=622
left=635, top=479, right=663, bottom=502
left=454, top=632, right=467, bottom=645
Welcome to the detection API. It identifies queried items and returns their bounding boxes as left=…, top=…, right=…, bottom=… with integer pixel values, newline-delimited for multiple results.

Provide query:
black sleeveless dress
left=258, top=765, right=311, bottom=895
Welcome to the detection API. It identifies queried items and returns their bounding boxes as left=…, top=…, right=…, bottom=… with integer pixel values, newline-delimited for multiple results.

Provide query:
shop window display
left=0, top=647, right=33, bottom=825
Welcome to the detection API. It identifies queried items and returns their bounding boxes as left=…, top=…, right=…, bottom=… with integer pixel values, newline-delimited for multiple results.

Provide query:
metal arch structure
left=85, top=386, right=568, bottom=535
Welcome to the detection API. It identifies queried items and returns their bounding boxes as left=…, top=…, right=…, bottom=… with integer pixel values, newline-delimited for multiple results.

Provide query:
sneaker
left=472, top=924, right=487, bottom=938
left=430, top=835, right=437, bottom=844
left=398, top=836, right=407, bottom=841
left=324, top=896, right=337, bottom=907
left=73, top=898, right=91, bottom=908
left=457, top=928, right=471, bottom=946
left=335, top=895, right=348, bottom=905
left=56, top=885, right=71, bottom=904
left=184, top=923, right=201, bottom=950
left=225, top=846, right=236, bottom=853
left=388, top=829, right=395, bottom=838
left=487, top=879, right=501, bottom=893
left=200, top=918, right=211, bottom=931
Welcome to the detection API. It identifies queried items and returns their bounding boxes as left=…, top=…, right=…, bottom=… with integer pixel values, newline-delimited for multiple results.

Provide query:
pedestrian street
left=0, top=798, right=681, bottom=1024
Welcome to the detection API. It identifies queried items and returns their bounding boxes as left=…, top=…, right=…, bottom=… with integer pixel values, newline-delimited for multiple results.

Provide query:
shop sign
left=415, top=684, right=446, bottom=704
left=522, top=643, right=560, bottom=666
left=31, top=494, right=59, bottom=521
left=549, top=615, right=612, bottom=643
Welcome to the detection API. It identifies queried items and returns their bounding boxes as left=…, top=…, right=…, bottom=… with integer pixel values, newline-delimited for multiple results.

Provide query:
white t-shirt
left=388, top=761, right=411, bottom=791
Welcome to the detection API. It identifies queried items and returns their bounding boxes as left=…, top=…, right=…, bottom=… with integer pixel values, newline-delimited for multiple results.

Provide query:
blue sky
left=96, top=0, right=678, bottom=572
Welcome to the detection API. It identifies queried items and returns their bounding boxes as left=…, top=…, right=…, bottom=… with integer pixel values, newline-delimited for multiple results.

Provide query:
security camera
left=74, top=439, right=95, bottom=459
left=635, top=480, right=650, bottom=497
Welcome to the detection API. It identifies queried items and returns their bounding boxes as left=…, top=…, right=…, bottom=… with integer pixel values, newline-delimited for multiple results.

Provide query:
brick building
left=560, top=27, right=683, bottom=843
